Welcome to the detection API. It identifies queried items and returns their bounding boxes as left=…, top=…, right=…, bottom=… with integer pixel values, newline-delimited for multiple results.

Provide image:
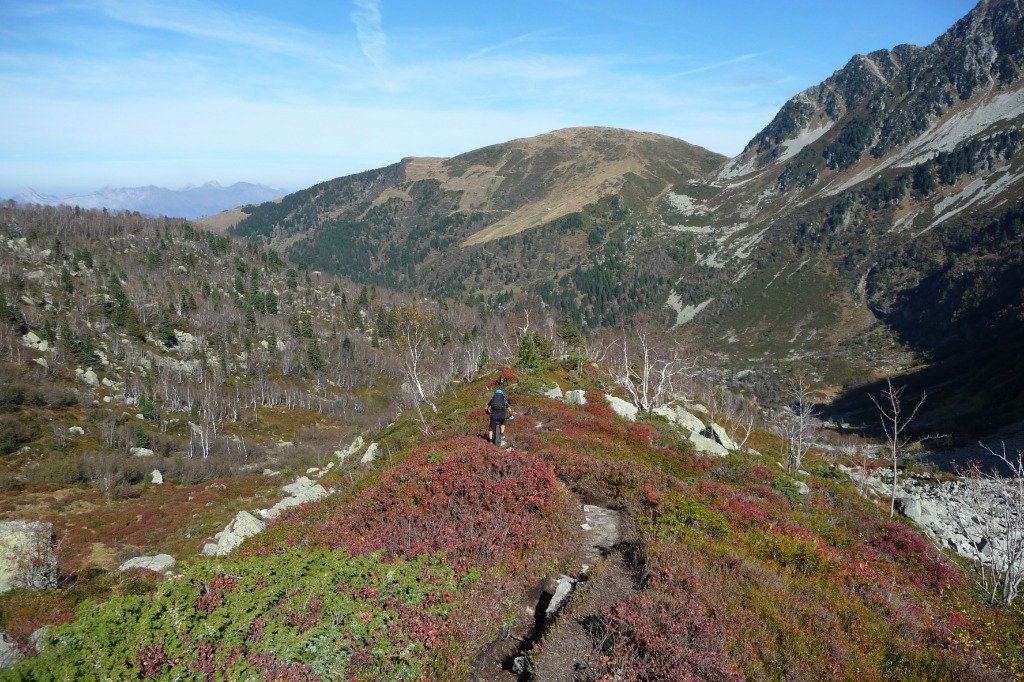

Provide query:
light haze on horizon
left=1, top=0, right=976, bottom=198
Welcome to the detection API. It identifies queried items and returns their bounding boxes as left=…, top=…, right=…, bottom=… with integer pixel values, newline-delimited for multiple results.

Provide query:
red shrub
left=0, top=591, right=76, bottom=643
left=315, top=436, right=571, bottom=571
left=582, top=392, right=615, bottom=419
left=869, top=520, right=964, bottom=591
left=601, top=572, right=742, bottom=681
left=195, top=575, right=238, bottom=614
left=137, top=642, right=168, bottom=679
left=190, top=641, right=217, bottom=679
left=491, top=369, right=518, bottom=387
left=625, top=421, right=657, bottom=443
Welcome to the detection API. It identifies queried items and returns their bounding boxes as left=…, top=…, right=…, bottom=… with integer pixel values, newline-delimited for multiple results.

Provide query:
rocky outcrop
left=334, top=435, right=365, bottom=462
left=563, top=390, right=587, bottom=406
left=202, top=511, right=266, bottom=557
left=119, top=554, right=176, bottom=573
left=0, top=521, right=56, bottom=594
left=604, top=394, right=638, bottom=421
left=75, top=368, right=99, bottom=387
left=0, top=634, right=19, bottom=670
left=703, top=422, right=738, bottom=451
left=360, top=442, right=379, bottom=464
left=201, top=473, right=332, bottom=556
left=653, top=403, right=706, bottom=433
left=845, top=465, right=1022, bottom=567
left=688, top=432, right=729, bottom=457
left=542, top=383, right=564, bottom=400
left=259, top=477, right=330, bottom=520
left=20, top=331, right=48, bottom=352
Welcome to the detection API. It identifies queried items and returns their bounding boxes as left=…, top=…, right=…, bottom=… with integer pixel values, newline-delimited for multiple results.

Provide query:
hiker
left=486, top=389, right=511, bottom=445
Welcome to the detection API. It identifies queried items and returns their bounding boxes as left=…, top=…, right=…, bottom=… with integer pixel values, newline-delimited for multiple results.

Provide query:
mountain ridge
left=216, top=0, right=1024, bottom=432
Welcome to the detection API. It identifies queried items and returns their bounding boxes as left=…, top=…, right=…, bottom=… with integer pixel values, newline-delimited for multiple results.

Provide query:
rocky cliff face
left=662, top=0, right=1024, bottom=432
left=731, top=0, right=1024, bottom=180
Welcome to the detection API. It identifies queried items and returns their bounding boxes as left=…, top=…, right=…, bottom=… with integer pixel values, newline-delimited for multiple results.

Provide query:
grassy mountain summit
left=223, top=126, right=725, bottom=329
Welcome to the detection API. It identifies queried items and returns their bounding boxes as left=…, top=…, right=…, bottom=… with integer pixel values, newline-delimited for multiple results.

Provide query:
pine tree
left=157, top=313, right=178, bottom=348
left=76, top=334, right=99, bottom=366
left=59, top=266, right=74, bottom=294
left=515, top=334, right=541, bottom=371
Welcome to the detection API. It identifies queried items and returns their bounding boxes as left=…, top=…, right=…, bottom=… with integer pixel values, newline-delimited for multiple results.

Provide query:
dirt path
left=470, top=503, right=642, bottom=681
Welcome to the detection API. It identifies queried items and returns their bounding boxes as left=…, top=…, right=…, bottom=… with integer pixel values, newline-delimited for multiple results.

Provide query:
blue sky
left=1, top=0, right=976, bottom=196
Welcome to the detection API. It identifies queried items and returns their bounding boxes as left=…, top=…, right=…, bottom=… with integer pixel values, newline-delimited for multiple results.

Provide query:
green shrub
left=11, top=550, right=472, bottom=681
left=756, top=532, right=832, bottom=577
left=640, top=494, right=731, bottom=540
left=133, top=424, right=150, bottom=448
left=30, top=455, right=84, bottom=486
left=0, top=414, right=35, bottom=455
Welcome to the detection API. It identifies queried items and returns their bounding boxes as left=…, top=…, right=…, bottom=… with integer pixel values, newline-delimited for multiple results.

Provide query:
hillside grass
left=4, top=362, right=1024, bottom=680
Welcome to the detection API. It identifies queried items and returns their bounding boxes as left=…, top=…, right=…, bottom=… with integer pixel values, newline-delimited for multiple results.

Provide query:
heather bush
left=869, top=519, right=964, bottom=591
left=312, top=436, right=575, bottom=572
left=600, top=570, right=742, bottom=681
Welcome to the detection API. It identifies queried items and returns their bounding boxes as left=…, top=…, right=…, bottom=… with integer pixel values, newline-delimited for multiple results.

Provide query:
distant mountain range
left=15, top=181, right=286, bottom=219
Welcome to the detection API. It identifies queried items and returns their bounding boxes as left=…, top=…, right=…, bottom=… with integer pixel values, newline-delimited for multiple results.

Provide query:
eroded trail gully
left=470, top=500, right=643, bottom=682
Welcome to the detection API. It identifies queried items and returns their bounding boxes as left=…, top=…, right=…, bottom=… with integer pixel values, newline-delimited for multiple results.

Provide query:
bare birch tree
left=945, top=444, right=1024, bottom=605
left=614, top=326, right=694, bottom=412
left=785, top=374, right=816, bottom=474
left=396, top=304, right=437, bottom=412
left=871, top=378, right=925, bottom=518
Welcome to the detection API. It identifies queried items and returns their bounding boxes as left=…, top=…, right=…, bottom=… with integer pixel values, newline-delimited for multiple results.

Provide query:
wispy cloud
left=351, top=0, right=387, bottom=70
left=0, top=2, right=819, bottom=193
left=94, top=0, right=350, bottom=71
left=668, top=52, right=767, bottom=78
left=466, top=29, right=556, bottom=60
